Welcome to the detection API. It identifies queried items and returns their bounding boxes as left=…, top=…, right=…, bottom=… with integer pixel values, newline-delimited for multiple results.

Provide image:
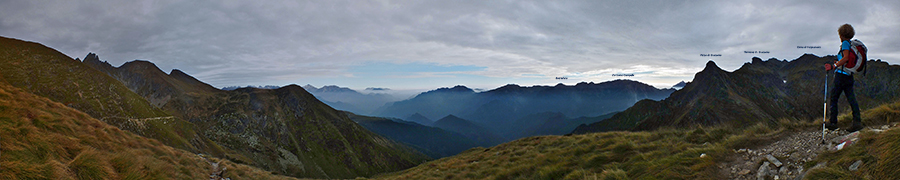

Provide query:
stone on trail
left=849, top=160, right=862, bottom=171
left=765, top=154, right=783, bottom=167
left=757, top=161, right=770, bottom=180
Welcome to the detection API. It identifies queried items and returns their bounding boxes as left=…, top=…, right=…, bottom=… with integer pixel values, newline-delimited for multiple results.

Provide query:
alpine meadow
left=3, top=0, right=900, bottom=179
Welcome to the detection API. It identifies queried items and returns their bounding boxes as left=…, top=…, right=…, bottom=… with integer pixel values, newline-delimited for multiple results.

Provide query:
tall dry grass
left=0, top=81, right=294, bottom=179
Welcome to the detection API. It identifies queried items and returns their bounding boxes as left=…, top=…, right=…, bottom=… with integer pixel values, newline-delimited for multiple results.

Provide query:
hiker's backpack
left=840, top=39, right=868, bottom=74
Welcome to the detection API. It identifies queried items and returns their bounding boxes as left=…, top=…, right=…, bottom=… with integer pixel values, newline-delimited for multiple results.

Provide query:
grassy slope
left=0, top=78, right=295, bottom=179
left=805, top=100, right=900, bottom=179
left=82, top=54, right=430, bottom=178
left=196, top=86, right=430, bottom=178
left=0, top=36, right=225, bottom=155
left=576, top=56, right=900, bottom=134
left=380, top=100, right=900, bottom=179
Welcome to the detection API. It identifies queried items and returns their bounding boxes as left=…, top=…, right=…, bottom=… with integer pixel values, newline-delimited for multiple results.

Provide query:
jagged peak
left=117, top=60, right=167, bottom=76
left=120, top=59, right=157, bottom=67
left=169, top=69, right=200, bottom=82
left=169, top=69, right=188, bottom=76
left=752, top=57, right=763, bottom=64
left=704, top=60, right=720, bottom=70
left=81, top=52, right=105, bottom=64
left=798, top=53, right=820, bottom=59
left=691, top=60, right=729, bottom=85
left=84, top=52, right=99, bottom=61
left=696, top=60, right=728, bottom=76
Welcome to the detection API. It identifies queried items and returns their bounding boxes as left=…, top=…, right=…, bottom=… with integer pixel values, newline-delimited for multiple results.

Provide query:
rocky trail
left=199, top=154, right=230, bottom=180
left=720, top=123, right=898, bottom=180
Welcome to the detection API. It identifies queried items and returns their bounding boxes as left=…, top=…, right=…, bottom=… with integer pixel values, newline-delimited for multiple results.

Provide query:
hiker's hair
left=838, top=24, right=854, bottom=39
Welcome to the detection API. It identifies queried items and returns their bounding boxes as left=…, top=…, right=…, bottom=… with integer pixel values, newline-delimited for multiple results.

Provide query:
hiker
left=823, top=24, right=864, bottom=132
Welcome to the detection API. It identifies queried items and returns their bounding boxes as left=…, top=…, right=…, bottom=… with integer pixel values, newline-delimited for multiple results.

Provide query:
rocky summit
left=574, top=55, right=900, bottom=134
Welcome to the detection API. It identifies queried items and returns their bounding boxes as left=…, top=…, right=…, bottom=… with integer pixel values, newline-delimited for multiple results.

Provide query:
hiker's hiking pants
left=829, top=73, right=862, bottom=124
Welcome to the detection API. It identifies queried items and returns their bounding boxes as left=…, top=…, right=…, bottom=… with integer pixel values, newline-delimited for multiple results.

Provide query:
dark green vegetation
left=377, top=81, right=674, bottom=141
left=0, top=36, right=222, bottom=155
left=347, top=112, right=481, bottom=158
left=380, top=99, right=900, bottom=179
left=575, top=55, right=900, bottom=133
left=82, top=51, right=428, bottom=178
left=380, top=124, right=735, bottom=179
left=0, top=77, right=294, bottom=179
left=1, top=36, right=427, bottom=179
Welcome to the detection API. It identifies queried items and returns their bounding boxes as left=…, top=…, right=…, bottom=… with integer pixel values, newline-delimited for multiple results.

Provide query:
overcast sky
left=2, top=0, right=898, bottom=91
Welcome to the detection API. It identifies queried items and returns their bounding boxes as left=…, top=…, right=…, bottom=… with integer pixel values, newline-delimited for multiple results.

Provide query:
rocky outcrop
left=575, top=55, right=900, bottom=134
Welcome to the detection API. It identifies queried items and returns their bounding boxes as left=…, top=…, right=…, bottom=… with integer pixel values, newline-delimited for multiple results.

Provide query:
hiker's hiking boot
left=825, top=122, right=839, bottom=131
left=848, top=122, right=864, bottom=132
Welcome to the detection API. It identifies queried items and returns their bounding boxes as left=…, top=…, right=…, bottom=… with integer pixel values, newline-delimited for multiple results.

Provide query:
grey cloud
left=1, top=0, right=898, bottom=89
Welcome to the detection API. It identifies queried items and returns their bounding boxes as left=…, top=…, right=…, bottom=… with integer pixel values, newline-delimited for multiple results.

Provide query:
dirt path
left=720, top=124, right=896, bottom=180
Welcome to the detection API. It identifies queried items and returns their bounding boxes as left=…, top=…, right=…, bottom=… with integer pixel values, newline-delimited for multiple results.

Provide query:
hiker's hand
left=824, top=63, right=834, bottom=71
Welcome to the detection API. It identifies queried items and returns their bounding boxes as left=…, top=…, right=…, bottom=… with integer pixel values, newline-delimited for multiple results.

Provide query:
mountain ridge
left=377, top=79, right=675, bottom=141
left=0, top=36, right=224, bottom=156
left=0, top=75, right=296, bottom=179
left=82, top=55, right=429, bottom=178
left=574, top=55, right=900, bottom=134
left=302, top=84, right=397, bottom=115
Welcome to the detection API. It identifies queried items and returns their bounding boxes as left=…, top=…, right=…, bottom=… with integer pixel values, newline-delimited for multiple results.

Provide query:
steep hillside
left=0, top=78, right=293, bottom=179
left=347, top=113, right=481, bottom=158
left=405, top=113, right=433, bottom=126
left=0, top=36, right=223, bottom=156
left=377, top=80, right=674, bottom=140
left=433, top=115, right=505, bottom=146
left=574, top=55, right=900, bottom=133
left=83, top=55, right=429, bottom=178
left=514, top=112, right=616, bottom=138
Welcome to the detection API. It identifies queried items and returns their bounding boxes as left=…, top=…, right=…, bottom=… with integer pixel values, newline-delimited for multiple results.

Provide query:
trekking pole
left=822, top=71, right=827, bottom=144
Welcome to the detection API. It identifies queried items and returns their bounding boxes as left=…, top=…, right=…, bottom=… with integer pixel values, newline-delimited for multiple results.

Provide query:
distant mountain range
left=222, top=85, right=281, bottom=90
left=81, top=54, right=427, bottom=178
left=302, top=84, right=397, bottom=115
left=0, top=36, right=426, bottom=179
left=377, top=80, right=675, bottom=142
left=573, top=55, right=900, bottom=134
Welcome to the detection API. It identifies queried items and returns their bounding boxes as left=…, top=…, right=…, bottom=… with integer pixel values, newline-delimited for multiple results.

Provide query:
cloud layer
left=2, top=0, right=898, bottom=90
